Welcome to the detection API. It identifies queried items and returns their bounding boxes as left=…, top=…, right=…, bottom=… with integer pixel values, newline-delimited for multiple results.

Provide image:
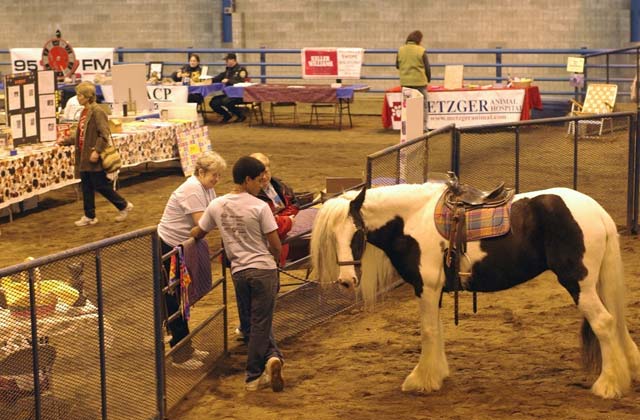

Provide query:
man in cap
left=210, top=53, right=249, bottom=123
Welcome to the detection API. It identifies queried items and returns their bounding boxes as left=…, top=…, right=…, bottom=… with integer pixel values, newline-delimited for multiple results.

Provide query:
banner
left=301, top=48, right=364, bottom=79
left=427, top=89, right=525, bottom=130
left=146, top=85, right=189, bottom=103
left=10, top=48, right=114, bottom=76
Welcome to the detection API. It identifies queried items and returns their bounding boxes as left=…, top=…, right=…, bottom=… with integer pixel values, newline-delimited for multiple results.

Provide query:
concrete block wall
left=1, top=0, right=630, bottom=52
left=0, top=0, right=633, bottom=91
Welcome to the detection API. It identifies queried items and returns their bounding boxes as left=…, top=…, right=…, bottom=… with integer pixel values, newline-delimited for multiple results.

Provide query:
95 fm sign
left=10, top=48, right=114, bottom=75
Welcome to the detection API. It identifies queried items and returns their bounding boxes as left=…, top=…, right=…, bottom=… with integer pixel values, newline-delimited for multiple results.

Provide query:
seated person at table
left=171, top=53, right=205, bottom=105
left=250, top=153, right=299, bottom=266
left=209, top=53, right=248, bottom=123
left=63, top=95, right=83, bottom=120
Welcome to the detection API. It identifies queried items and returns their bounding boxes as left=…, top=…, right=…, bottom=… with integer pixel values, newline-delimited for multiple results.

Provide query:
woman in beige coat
left=58, top=82, right=133, bottom=226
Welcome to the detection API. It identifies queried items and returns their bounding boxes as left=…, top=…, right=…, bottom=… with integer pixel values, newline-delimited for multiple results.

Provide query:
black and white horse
left=310, top=182, right=640, bottom=398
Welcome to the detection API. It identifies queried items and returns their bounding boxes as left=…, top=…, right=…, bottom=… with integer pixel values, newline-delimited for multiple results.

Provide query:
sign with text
left=301, top=48, right=364, bottom=79
left=427, top=88, right=525, bottom=130
left=146, top=85, right=188, bottom=103
left=566, top=56, right=585, bottom=73
left=10, top=48, right=114, bottom=76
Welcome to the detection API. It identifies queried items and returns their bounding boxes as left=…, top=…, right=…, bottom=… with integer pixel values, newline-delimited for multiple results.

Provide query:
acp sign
left=146, top=85, right=188, bottom=103
left=10, top=48, right=114, bottom=76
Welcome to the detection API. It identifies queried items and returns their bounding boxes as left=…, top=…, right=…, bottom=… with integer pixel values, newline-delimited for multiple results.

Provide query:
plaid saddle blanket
left=434, top=190, right=513, bottom=241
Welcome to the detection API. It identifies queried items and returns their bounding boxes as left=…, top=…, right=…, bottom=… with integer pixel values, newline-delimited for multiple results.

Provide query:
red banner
left=303, top=49, right=338, bottom=77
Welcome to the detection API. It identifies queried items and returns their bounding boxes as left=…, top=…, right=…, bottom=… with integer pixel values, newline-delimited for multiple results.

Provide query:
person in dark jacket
left=209, top=53, right=248, bottom=123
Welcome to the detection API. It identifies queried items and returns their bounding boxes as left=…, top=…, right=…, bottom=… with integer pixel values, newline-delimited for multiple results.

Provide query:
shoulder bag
left=100, top=135, right=122, bottom=173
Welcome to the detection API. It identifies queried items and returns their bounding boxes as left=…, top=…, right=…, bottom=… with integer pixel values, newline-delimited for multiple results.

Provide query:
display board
left=10, top=48, right=113, bottom=78
left=4, top=70, right=57, bottom=146
left=301, top=48, right=364, bottom=79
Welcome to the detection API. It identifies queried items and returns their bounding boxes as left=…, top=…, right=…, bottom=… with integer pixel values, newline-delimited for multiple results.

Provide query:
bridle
left=336, top=210, right=368, bottom=285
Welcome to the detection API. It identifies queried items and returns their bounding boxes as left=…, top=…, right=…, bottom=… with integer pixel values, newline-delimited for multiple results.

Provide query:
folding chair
left=269, top=102, right=297, bottom=125
left=567, top=83, right=618, bottom=137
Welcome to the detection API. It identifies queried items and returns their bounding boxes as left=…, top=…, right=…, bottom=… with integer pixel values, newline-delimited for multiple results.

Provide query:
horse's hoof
left=591, top=377, right=627, bottom=399
left=401, top=373, right=442, bottom=393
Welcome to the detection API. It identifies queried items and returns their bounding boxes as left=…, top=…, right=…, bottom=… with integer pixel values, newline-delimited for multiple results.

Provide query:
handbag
left=100, top=140, right=122, bottom=173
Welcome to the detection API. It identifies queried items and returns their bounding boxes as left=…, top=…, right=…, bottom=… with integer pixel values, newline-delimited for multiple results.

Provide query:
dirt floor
left=3, top=114, right=640, bottom=420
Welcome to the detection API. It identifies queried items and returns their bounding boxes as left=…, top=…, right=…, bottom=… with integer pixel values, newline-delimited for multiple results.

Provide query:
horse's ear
left=349, top=187, right=366, bottom=217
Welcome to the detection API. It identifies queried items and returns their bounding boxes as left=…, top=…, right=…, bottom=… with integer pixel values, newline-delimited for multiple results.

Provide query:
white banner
left=427, top=89, right=525, bottom=130
left=10, top=48, right=114, bottom=76
left=301, top=47, right=364, bottom=79
left=146, top=85, right=188, bottom=103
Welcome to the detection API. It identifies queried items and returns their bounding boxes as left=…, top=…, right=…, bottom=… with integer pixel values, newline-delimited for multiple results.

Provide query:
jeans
left=209, top=95, right=243, bottom=119
left=232, top=268, right=283, bottom=382
left=80, top=171, right=128, bottom=219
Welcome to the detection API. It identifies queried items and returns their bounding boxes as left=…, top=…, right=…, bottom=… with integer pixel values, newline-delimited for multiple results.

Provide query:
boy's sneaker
left=266, top=357, right=284, bottom=392
left=171, top=358, right=204, bottom=371
left=245, top=372, right=270, bottom=391
left=115, top=202, right=134, bottom=222
left=192, top=349, right=210, bottom=361
left=75, top=216, right=98, bottom=227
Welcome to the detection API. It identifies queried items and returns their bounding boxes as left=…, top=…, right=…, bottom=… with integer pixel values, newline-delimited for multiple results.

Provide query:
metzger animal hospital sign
left=427, top=88, right=525, bottom=130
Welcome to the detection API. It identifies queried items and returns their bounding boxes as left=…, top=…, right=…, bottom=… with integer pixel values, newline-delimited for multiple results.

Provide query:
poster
left=39, top=118, right=57, bottom=142
left=10, top=114, right=24, bottom=140
left=37, top=70, right=55, bottom=94
left=23, top=83, right=36, bottom=108
left=301, top=48, right=364, bottom=79
left=7, top=85, right=21, bottom=110
left=39, top=94, right=56, bottom=118
left=25, top=112, right=37, bottom=138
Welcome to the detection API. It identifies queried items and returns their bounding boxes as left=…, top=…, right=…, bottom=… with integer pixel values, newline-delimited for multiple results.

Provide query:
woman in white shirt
left=157, top=151, right=227, bottom=370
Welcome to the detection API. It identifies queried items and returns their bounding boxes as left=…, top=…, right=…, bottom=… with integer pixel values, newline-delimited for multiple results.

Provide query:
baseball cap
left=223, top=53, right=237, bottom=60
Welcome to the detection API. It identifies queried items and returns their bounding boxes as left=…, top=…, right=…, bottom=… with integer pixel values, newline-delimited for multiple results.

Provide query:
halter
left=335, top=210, right=368, bottom=286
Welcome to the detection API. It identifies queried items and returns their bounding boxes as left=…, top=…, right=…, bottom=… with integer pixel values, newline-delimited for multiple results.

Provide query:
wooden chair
left=567, top=83, right=618, bottom=137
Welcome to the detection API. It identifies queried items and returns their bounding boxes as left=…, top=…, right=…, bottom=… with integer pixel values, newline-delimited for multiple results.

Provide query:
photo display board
left=4, top=70, right=56, bottom=146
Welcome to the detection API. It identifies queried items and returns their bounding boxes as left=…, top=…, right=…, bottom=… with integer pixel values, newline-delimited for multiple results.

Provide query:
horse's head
left=335, top=187, right=367, bottom=289
left=311, top=187, right=368, bottom=290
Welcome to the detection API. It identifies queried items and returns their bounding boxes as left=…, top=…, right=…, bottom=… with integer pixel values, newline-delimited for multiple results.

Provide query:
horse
left=310, top=182, right=640, bottom=399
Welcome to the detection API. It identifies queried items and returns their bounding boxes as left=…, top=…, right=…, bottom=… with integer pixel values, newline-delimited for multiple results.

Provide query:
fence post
left=117, top=47, right=124, bottom=64
left=451, top=128, right=460, bottom=176
left=495, top=46, right=502, bottom=83
left=260, top=46, right=266, bottom=84
left=632, top=112, right=640, bottom=233
left=151, top=233, right=167, bottom=419
left=95, top=249, right=109, bottom=420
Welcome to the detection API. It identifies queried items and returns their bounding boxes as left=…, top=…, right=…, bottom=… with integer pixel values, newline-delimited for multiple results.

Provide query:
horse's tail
left=581, top=210, right=626, bottom=372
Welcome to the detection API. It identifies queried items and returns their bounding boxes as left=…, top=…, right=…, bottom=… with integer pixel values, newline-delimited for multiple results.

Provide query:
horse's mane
left=310, top=195, right=351, bottom=285
left=311, top=182, right=446, bottom=307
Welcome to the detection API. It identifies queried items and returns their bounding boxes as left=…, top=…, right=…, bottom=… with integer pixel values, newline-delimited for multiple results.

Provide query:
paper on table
left=8, top=85, right=21, bottom=110
left=10, top=114, right=24, bottom=140
left=39, top=94, right=56, bottom=118
left=38, top=70, right=56, bottom=94
left=25, top=112, right=37, bottom=137
left=39, top=118, right=57, bottom=142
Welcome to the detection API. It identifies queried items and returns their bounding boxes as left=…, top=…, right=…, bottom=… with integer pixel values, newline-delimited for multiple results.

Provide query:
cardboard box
left=325, top=177, right=362, bottom=194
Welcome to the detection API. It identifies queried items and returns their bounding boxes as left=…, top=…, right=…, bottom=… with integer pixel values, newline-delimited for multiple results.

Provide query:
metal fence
left=0, top=227, right=228, bottom=420
left=0, top=222, right=359, bottom=420
left=366, top=113, right=639, bottom=233
left=0, top=47, right=617, bottom=97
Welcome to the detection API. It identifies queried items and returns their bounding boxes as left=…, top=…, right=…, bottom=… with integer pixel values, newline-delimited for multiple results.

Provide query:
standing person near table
left=396, top=30, right=431, bottom=131
left=191, top=156, right=285, bottom=392
left=209, top=53, right=248, bottom=123
left=171, top=53, right=205, bottom=105
left=157, top=152, right=226, bottom=370
left=57, top=81, right=133, bottom=227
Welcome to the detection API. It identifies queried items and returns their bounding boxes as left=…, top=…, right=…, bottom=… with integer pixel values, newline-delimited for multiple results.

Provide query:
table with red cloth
left=381, top=85, right=543, bottom=129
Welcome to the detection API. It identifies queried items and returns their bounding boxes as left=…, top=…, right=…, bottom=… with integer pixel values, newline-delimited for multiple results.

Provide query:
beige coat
left=63, top=103, right=110, bottom=177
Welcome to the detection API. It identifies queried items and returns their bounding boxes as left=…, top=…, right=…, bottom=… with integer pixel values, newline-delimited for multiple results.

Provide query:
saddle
left=439, top=172, right=515, bottom=324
